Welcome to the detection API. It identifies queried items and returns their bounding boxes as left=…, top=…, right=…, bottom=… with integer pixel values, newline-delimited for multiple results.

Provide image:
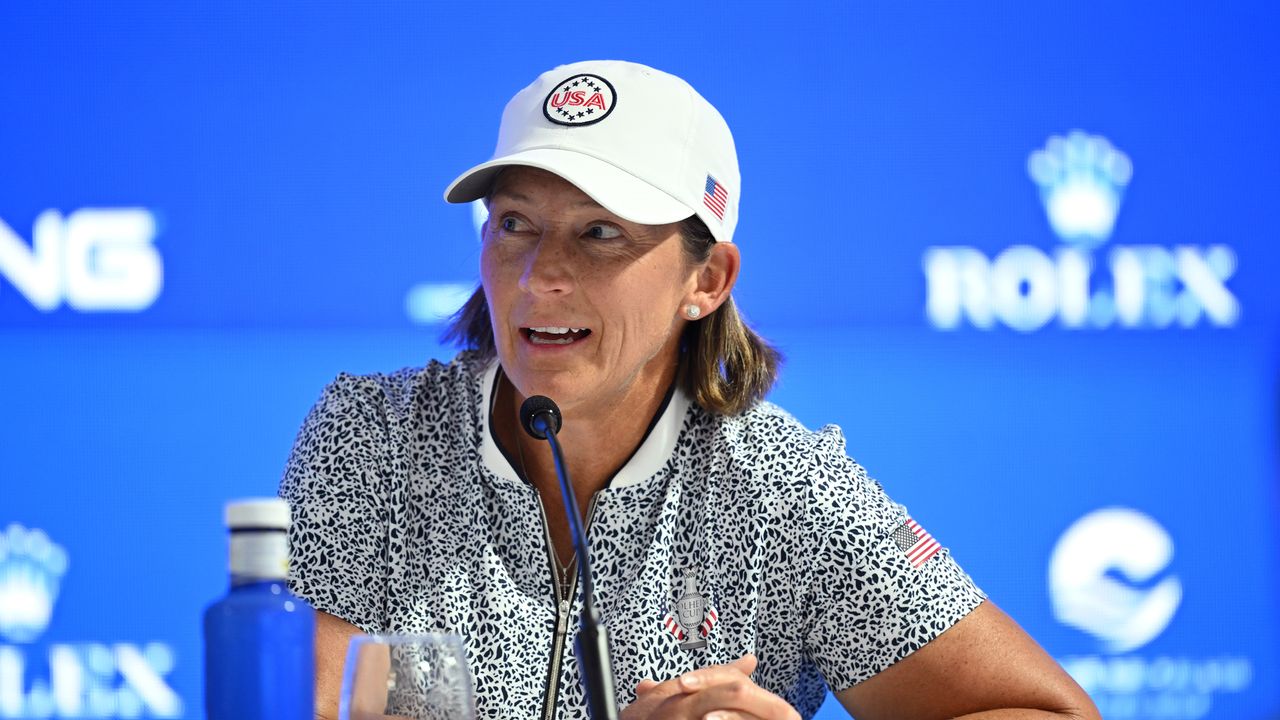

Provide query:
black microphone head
left=519, top=395, right=562, bottom=440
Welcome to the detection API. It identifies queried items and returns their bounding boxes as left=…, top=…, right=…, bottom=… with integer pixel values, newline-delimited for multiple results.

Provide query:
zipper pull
left=555, top=599, right=570, bottom=634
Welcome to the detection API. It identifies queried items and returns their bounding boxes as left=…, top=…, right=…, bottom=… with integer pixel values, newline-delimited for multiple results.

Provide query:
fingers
left=727, top=653, right=758, bottom=676
left=637, top=655, right=798, bottom=720
left=672, top=656, right=757, bottom=694
left=633, top=653, right=756, bottom=698
left=658, top=677, right=800, bottom=720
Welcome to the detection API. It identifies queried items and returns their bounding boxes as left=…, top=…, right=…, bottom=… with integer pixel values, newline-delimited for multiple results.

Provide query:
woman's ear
left=686, top=242, right=740, bottom=317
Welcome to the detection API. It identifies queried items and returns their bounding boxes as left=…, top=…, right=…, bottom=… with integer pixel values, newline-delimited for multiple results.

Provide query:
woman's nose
left=518, top=234, right=575, bottom=295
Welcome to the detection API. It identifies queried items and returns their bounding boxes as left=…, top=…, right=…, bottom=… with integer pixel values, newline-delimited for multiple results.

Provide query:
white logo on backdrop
left=1028, top=132, right=1132, bottom=247
left=923, top=131, right=1240, bottom=331
left=1048, top=508, right=1181, bottom=653
left=0, top=524, right=181, bottom=717
left=0, top=209, right=163, bottom=313
left=1050, top=508, right=1253, bottom=719
left=0, top=525, right=68, bottom=644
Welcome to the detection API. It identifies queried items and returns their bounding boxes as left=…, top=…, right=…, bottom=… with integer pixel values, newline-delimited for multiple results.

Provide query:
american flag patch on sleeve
left=892, top=517, right=942, bottom=568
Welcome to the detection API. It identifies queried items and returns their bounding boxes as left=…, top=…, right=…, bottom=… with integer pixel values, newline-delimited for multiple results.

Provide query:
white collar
left=477, top=359, right=691, bottom=490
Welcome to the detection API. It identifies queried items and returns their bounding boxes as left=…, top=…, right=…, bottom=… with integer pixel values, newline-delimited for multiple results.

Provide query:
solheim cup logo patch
left=543, top=74, right=616, bottom=126
left=662, top=569, right=717, bottom=651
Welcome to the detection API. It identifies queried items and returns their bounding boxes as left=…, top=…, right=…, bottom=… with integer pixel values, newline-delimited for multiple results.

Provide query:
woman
left=281, top=60, right=1100, bottom=720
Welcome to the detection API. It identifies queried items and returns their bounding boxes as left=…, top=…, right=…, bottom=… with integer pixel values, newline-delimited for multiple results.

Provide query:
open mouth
left=522, top=326, right=593, bottom=346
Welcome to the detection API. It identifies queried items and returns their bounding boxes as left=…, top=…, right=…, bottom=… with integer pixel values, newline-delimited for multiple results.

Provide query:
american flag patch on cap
left=703, top=174, right=728, bottom=221
left=892, top=518, right=942, bottom=568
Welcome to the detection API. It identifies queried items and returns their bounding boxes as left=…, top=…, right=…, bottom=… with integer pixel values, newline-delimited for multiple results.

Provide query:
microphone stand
left=526, top=401, right=619, bottom=720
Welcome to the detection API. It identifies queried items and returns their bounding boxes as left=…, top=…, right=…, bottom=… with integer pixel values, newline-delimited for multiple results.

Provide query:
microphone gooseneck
left=517, top=395, right=618, bottom=720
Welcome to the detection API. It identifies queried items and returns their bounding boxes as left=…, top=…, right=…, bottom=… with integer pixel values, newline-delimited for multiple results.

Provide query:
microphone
left=519, top=395, right=562, bottom=439
left=519, top=395, right=618, bottom=720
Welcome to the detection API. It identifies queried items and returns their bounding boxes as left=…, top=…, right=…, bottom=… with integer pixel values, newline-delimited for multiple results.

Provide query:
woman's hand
left=622, top=654, right=802, bottom=720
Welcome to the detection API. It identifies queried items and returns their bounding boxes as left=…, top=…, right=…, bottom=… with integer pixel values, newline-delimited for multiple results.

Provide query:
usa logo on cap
left=543, top=74, right=617, bottom=127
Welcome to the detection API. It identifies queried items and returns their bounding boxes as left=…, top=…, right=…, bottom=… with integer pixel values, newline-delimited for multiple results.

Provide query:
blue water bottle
left=204, top=498, right=315, bottom=720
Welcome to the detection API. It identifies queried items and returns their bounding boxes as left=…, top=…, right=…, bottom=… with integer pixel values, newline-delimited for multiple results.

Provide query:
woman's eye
left=586, top=224, right=623, bottom=240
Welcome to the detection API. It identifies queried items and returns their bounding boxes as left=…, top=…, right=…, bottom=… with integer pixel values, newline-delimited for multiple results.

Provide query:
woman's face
left=481, top=166, right=696, bottom=416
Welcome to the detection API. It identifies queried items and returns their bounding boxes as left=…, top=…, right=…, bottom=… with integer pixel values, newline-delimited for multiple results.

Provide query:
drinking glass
left=339, top=633, right=476, bottom=720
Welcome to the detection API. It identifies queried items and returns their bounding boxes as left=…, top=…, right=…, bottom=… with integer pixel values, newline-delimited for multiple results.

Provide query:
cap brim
left=443, top=148, right=694, bottom=226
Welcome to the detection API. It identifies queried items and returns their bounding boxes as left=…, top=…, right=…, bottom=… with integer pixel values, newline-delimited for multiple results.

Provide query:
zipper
left=542, top=595, right=573, bottom=720
left=538, top=493, right=598, bottom=720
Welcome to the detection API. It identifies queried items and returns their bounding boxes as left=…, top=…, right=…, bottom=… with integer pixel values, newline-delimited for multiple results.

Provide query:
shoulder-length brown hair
left=442, top=215, right=781, bottom=416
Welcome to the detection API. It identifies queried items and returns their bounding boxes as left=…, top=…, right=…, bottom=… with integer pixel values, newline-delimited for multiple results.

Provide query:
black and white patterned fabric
left=280, top=351, right=985, bottom=719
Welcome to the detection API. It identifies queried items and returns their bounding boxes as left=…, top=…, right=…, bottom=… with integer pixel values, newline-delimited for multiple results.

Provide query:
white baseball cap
left=444, top=60, right=740, bottom=243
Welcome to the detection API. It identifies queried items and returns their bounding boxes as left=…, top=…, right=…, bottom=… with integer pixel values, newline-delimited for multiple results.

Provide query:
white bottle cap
left=225, top=498, right=291, bottom=530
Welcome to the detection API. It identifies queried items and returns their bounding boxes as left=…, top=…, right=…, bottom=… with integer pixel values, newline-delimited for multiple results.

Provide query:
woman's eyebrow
left=489, top=189, right=530, bottom=204
left=491, top=188, right=605, bottom=212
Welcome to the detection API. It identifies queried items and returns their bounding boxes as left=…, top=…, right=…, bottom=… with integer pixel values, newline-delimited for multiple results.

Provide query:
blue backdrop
left=1, top=2, right=1277, bottom=718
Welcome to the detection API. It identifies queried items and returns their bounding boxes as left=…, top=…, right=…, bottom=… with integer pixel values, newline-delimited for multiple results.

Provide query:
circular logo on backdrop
left=543, top=74, right=617, bottom=126
left=1048, top=507, right=1182, bottom=653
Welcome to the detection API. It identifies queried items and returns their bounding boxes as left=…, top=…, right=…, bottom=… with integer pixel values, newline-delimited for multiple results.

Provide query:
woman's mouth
left=522, top=326, right=593, bottom=346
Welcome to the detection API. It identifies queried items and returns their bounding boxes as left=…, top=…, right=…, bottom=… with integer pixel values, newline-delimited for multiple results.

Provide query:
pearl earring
left=686, top=305, right=701, bottom=319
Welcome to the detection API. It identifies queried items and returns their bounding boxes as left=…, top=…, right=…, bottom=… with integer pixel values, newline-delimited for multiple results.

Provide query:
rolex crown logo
left=0, top=523, right=69, bottom=643
left=1027, top=130, right=1133, bottom=248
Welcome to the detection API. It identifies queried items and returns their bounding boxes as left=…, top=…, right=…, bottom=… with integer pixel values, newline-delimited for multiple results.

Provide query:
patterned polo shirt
left=280, top=351, right=985, bottom=719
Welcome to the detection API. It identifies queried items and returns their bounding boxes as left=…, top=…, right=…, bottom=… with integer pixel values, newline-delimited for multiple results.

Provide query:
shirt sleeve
left=801, top=426, right=986, bottom=692
left=278, top=373, right=392, bottom=634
